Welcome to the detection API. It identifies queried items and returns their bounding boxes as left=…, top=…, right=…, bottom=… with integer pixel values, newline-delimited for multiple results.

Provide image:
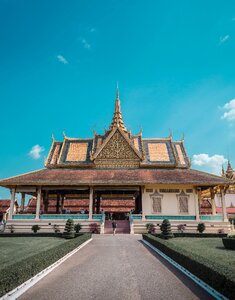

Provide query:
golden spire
left=110, top=85, right=127, bottom=132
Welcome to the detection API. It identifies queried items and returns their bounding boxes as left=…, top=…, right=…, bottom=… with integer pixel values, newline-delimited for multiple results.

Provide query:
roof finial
left=63, top=129, right=66, bottom=138
left=109, top=84, right=128, bottom=132
left=181, top=132, right=184, bottom=141
left=52, top=133, right=55, bottom=141
left=169, top=129, right=172, bottom=139
left=116, top=82, right=119, bottom=99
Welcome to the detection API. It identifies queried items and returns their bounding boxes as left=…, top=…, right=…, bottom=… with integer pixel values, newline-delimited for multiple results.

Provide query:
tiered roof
left=45, top=89, right=190, bottom=169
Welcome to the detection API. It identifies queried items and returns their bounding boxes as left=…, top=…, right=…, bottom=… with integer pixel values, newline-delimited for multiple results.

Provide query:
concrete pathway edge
left=142, top=239, right=228, bottom=300
left=0, top=238, right=93, bottom=300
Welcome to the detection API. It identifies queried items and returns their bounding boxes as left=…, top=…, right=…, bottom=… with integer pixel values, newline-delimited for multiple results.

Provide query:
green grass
left=0, top=237, right=68, bottom=271
left=0, top=234, right=91, bottom=297
left=166, top=238, right=235, bottom=280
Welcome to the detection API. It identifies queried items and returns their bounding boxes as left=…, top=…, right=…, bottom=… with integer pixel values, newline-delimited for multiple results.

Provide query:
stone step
left=104, top=220, right=130, bottom=234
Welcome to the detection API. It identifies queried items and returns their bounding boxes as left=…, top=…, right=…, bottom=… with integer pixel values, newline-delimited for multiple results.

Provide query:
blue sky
left=1, top=0, right=235, bottom=199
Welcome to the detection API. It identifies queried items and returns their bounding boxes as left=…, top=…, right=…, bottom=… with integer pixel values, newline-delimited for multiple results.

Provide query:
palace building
left=0, top=89, right=233, bottom=233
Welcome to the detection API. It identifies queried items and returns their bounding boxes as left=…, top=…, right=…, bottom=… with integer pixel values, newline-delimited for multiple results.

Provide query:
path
left=19, top=235, right=213, bottom=300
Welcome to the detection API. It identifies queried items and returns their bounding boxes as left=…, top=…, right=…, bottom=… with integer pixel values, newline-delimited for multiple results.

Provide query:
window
left=152, top=197, right=162, bottom=213
left=177, top=190, right=189, bottom=213
left=150, top=191, right=163, bottom=213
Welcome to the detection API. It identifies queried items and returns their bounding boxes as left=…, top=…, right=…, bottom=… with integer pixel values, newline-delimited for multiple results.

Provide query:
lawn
left=0, top=237, right=68, bottom=271
left=0, top=234, right=91, bottom=297
left=166, top=238, right=235, bottom=280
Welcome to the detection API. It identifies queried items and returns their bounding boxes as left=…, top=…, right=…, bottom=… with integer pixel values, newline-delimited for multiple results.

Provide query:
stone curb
left=0, top=238, right=92, bottom=300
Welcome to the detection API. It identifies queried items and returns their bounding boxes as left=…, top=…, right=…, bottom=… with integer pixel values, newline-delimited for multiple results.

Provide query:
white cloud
left=57, top=55, right=68, bottom=64
left=81, top=39, right=91, bottom=49
left=221, top=99, right=235, bottom=121
left=29, top=145, right=44, bottom=160
left=219, top=35, right=229, bottom=44
left=192, top=154, right=227, bottom=175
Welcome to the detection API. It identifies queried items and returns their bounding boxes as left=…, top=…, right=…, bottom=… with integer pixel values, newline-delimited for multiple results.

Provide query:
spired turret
left=109, top=86, right=128, bottom=133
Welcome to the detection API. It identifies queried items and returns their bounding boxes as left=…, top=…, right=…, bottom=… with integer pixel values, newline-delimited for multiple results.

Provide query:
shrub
left=160, top=219, right=174, bottom=239
left=177, top=224, right=186, bottom=233
left=7, top=225, right=14, bottom=234
left=89, top=223, right=99, bottom=234
left=63, top=219, right=75, bottom=239
left=0, top=234, right=91, bottom=297
left=222, top=237, right=235, bottom=250
left=74, top=223, right=82, bottom=233
left=146, top=223, right=155, bottom=234
left=197, top=223, right=205, bottom=233
left=142, top=234, right=235, bottom=299
left=52, top=224, right=60, bottom=233
left=31, top=225, right=40, bottom=233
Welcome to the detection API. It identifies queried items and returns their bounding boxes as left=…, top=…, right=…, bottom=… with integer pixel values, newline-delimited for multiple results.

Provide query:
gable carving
left=95, top=131, right=140, bottom=168
left=97, top=131, right=139, bottom=160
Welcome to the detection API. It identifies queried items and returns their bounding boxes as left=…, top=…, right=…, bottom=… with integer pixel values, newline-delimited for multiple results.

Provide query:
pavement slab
left=19, top=235, right=213, bottom=300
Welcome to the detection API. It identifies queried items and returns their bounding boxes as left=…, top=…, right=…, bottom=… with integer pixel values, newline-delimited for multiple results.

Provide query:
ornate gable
left=94, top=129, right=142, bottom=168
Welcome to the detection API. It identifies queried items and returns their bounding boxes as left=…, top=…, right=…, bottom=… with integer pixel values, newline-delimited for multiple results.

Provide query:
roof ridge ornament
left=109, top=85, right=128, bottom=133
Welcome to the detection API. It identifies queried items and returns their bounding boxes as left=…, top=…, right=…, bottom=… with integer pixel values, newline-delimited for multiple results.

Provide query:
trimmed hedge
left=222, top=237, right=235, bottom=250
left=143, top=234, right=235, bottom=299
left=152, top=232, right=227, bottom=238
left=0, top=233, right=91, bottom=297
left=0, top=233, right=83, bottom=238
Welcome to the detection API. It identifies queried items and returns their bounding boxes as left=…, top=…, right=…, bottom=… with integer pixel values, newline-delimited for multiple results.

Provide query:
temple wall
left=142, top=185, right=196, bottom=216
left=215, top=193, right=235, bottom=207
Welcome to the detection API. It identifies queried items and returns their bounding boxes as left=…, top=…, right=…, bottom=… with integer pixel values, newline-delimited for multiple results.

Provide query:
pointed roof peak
left=110, top=85, right=128, bottom=133
left=116, top=82, right=119, bottom=100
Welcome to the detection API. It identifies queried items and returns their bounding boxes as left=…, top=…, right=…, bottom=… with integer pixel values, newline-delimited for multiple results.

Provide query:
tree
left=160, top=219, right=174, bottom=239
left=63, top=219, right=75, bottom=239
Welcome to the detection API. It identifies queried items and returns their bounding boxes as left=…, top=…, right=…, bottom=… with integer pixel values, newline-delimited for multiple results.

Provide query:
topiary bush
left=160, top=219, right=174, bottom=239
left=52, top=224, right=60, bottom=233
left=146, top=223, right=155, bottom=234
left=31, top=225, right=40, bottom=233
left=197, top=223, right=206, bottom=233
left=63, top=219, right=75, bottom=239
left=74, top=223, right=82, bottom=233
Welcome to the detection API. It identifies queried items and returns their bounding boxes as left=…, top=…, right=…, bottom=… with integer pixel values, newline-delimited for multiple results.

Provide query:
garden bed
left=0, top=233, right=91, bottom=297
left=143, top=234, right=235, bottom=299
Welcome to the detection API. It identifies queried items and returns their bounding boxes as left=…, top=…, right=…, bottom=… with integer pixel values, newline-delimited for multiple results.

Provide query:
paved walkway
left=19, top=235, right=213, bottom=300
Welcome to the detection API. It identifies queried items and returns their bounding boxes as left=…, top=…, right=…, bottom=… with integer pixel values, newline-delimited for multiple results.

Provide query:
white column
left=210, top=188, right=216, bottom=216
left=35, top=187, right=41, bottom=220
left=9, top=188, right=16, bottom=220
left=21, top=192, right=25, bottom=212
left=141, top=186, right=145, bottom=220
left=89, top=187, right=93, bottom=220
left=194, top=188, right=200, bottom=221
left=221, top=187, right=228, bottom=222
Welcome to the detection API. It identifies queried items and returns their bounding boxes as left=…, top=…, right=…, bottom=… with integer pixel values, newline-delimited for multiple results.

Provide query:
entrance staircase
left=104, top=220, right=130, bottom=234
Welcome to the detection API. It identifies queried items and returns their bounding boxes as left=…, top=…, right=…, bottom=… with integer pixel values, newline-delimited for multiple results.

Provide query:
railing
left=145, top=215, right=196, bottom=220
left=12, top=214, right=102, bottom=220
left=131, top=214, right=142, bottom=220
left=200, top=215, right=223, bottom=221
left=13, top=214, right=36, bottom=220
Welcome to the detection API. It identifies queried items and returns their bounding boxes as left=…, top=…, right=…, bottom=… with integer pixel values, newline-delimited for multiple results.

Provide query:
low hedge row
left=152, top=233, right=227, bottom=238
left=0, top=232, right=83, bottom=238
left=222, top=237, right=235, bottom=250
left=0, top=233, right=91, bottom=297
left=143, top=234, right=235, bottom=299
